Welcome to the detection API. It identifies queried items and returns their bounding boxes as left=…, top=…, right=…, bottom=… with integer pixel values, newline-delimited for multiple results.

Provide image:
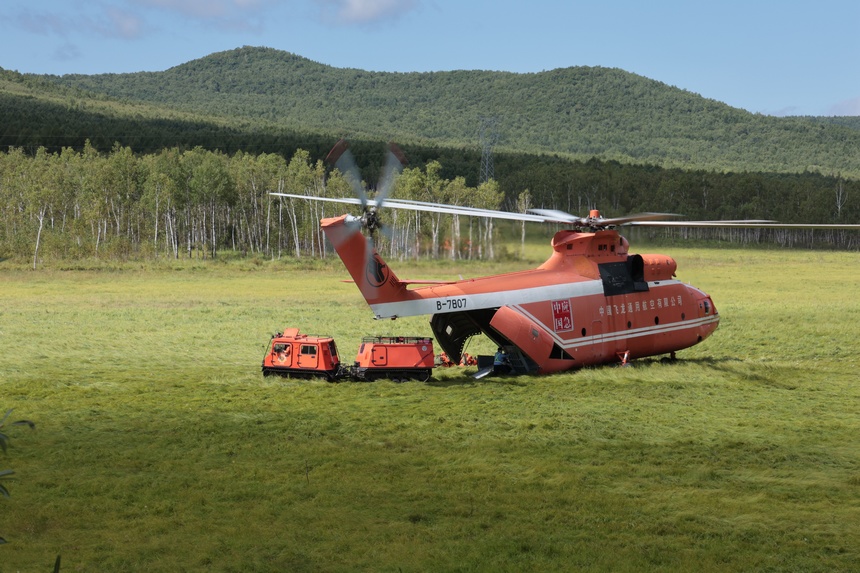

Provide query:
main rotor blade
left=527, top=208, right=582, bottom=224
left=600, top=212, right=682, bottom=226
left=629, top=220, right=860, bottom=229
left=526, top=209, right=684, bottom=227
left=271, top=193, right=860, bottom=230
left=271, top=193, right=548, bottom=222
left=384, top=199, right=550, bottom=222
left=384, top=198, right=553, bottom=222
left=271, top=193, right=366, bottom=207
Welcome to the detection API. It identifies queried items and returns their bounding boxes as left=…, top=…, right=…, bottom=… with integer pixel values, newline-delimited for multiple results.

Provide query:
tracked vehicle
left=352, top=336, right=434, bottom=381
left=261, top=328, right=341, bottom=380
left=262, top=328, right=434, bottom=381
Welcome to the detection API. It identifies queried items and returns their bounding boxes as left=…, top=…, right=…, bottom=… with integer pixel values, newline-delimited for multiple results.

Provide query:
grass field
left=1, top=246, right=859, bottom=572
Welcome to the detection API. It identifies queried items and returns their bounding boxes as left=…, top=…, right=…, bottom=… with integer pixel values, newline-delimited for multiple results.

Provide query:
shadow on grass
left=634, top=355, right=800, bottom=389
left=633, top=356, right=743, bottom=368
left=424, top=373, right=529, bottom=388
left=422, top=354, right=798, bottom=390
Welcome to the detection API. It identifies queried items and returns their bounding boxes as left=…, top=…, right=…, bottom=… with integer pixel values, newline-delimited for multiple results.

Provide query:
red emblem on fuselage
left=551, top=299, right=574, bottom=332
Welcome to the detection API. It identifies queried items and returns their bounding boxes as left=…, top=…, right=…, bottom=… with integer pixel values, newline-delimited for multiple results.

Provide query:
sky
left=2, top=0, right=859, bottom=117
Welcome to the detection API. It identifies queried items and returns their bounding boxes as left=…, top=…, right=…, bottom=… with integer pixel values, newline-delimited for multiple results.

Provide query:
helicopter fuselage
left=322, top=214, right=720, bottom=374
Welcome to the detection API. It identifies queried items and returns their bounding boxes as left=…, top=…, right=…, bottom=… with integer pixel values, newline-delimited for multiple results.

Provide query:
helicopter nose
left=699, top=293, right=717, bottom=318
left=687, top=286, right=720, bottom=343
left=684, top=285, right=717, bottom=318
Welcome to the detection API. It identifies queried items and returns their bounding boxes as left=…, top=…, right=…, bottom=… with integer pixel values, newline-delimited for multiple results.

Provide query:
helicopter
left=273, top=141, right=860, bottom=375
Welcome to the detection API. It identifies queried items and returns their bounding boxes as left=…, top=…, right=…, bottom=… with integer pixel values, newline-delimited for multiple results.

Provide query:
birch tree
left=472, top=179, right=503, bottom=259
left=516, top=189, right=532, bottom=257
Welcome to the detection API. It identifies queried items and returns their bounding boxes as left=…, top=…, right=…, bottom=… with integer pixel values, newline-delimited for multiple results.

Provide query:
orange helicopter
left=273, top=141, right=860, bottom=375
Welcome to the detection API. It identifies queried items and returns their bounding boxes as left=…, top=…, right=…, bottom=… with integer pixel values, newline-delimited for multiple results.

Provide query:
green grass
left=1, top=248, right=859, bottom=572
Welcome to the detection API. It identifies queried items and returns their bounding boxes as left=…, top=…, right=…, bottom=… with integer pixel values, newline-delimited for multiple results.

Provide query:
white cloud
left=11, top=6, right=145, bottom=40
left=134, top=0, right=270, bottom=30
left=140, top=0, right=234, bottom=19
left=316, top=0, right=419, bottom=25
left=105, top=7, right=146, bottom=38
left=13, top=11, right=74, bottom=37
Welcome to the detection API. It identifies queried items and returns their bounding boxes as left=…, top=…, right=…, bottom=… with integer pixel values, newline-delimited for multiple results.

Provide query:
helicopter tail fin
left=321, top=215, right=410, bottom=310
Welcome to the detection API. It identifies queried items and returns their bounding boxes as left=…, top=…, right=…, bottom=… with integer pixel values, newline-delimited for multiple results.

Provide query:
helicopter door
left=298, top=344, right=319, bottom=369
left=590, top=320, right=605, bottom=362
left=489, top=306, right=554, bottom=368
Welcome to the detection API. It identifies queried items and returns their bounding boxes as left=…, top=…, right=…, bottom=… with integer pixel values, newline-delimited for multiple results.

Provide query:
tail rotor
left=325, top=139, right=407, bottom=243
left=324, top=140, right=408, bottom=293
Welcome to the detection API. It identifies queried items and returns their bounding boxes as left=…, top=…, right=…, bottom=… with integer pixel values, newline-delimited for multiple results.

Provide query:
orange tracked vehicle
left=262, top=328, right=435, bottom=381
left=352, top=336, right=434, bottom=381
left=261, top=328, right=341, bottom=380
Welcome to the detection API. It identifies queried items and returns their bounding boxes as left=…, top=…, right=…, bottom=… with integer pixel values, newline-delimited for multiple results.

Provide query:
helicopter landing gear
left=660, top=351, right=678, bottom=364
left=618, top=350, right=631, bottom=367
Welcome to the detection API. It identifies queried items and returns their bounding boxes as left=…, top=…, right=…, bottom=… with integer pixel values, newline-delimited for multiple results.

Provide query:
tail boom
left=321, top=215, right=415, bottom=311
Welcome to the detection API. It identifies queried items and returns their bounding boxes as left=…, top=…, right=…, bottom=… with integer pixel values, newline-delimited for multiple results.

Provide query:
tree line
left=499, top=154, right=859, bottom=226
left=0, top=143, right=506, bottom=268
left=2, top=143, right=858, bottom=269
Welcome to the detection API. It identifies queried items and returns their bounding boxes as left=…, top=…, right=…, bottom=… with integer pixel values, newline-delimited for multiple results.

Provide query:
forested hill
left=40, top=46, right=860, bottom=178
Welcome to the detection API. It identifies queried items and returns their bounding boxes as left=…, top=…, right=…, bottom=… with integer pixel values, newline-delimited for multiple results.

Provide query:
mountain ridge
left=7, top=46, right=860, bottom=176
